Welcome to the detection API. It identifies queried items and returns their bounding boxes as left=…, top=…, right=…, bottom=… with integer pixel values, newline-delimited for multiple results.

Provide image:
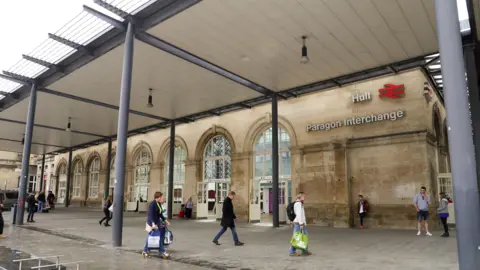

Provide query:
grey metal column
left=113, top=22, right=135, bottom=247
left=39, top=154, right=46, bottom=193
left=65, top=149, right=73, bottom=207
left=104, top=138, right=112, bottom=199
left=271, top=93, right=279, bottom=227
left=435, top=0, right=480, bottom=268
left=464, top=45, right=480, bottom=189
left=16, top=83, right=37, bottom=225
left=167, top=121, right=175, bottom=220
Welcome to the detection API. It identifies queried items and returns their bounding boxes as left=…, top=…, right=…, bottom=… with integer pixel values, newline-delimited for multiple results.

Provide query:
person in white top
left=289, top=192, right=312, bottom=256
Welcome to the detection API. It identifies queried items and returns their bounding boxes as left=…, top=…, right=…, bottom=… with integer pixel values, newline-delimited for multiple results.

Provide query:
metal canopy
left=0, top=0, right=471, bottom=155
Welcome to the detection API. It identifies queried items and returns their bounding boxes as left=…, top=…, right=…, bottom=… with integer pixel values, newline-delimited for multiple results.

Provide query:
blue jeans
left=37, top=201, right=44, bottom=213
left=289, top=224, right=309, bottom=254
left=213, top=226, right=239, bottom=243
left=143, top=227, right=166, bottom=254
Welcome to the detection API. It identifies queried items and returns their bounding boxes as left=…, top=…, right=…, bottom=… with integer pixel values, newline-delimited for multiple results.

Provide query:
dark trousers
left=0, top=213, right=4, bottom=234
left=100, top=209, right=112, bottom=225
left=213, top=226, right=239, bottom=243
left=185, top=208, right=192, bottom=219
left=359, top=212, right=366, bottom=226
left=440, top=217, right=449, bottom=234
left=27, top=206, right=35, bottom=221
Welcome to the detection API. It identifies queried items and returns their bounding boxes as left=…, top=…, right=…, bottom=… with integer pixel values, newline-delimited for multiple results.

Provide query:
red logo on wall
left=379, top=84, right=405, bottom=99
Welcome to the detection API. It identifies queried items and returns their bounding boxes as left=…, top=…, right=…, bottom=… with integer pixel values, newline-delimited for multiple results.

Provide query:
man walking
left=213, top=191, right=244, bottom=246
left=358, top=194, right=369, bottom=229
left=26, top=193, right=36, bottom=223
left=414, top=186, right=432, bottom=236
left=289, top=192, right=312, bottom=256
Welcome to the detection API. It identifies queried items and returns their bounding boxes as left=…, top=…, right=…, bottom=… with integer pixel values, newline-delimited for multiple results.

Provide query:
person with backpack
left=358, top=195, right=369, bottom=229
left=287, top=192, right=312, bottom=256
left=99, top=195, right=113, bottom=227
left=437, top=192, right=450, bottom=237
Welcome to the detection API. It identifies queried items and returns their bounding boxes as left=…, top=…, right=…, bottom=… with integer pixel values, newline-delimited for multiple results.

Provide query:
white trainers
left=426, top=232, right=432, bottom=236
left=417, top=231, right=421, bottom=236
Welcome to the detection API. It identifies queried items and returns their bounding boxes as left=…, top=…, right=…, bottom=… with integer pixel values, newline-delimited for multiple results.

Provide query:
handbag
left=164, top=228, right=174, bottom=246
left=147, top=230, right=161, bottom=249
left=290, top=230, right=309, bottom=251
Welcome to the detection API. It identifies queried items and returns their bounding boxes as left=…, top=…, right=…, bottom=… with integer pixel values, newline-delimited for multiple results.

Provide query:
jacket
left=26, top=194, right=36, bottom=207
left=37, top=193, right=46, bottom=203
left=221, top=197, right=236, bottom=228
left=358, top=199, right=369, bottom=214
left=437, top=198, right=449, bottom=214
left=146, top=200, right=166, bottom=227
left=104, top=200, right=112, bottom=210
left=47, top=193, right=55, bottom=203
left=293, top=200, right=306, bottom=225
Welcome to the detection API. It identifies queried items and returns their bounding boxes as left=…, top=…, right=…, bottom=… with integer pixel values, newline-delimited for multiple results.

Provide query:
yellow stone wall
left=51, top=69, right=448, bottom=228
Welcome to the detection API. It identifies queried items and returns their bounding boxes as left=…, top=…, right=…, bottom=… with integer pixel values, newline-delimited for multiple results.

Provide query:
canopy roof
left=0, top=0, right=474, bottom=155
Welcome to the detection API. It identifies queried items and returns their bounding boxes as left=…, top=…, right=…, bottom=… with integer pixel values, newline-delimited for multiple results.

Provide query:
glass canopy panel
left=0, top=78, right=22, bottom=93
left=105, top=0, right=157, bottom=14
left=7, top=59, right=48, bottom=78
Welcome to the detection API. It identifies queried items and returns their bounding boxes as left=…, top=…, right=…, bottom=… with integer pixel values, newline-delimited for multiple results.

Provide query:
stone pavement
left=1, top=208, right=459, bottom=270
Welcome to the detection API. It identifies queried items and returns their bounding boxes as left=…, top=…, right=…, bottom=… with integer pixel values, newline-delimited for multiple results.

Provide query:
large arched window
left=72, top=161, right=83, bottom=197
left=57, top=163, right=67, bottom=203
left=203, top=135, right=231, bottom=182
left=165, top=144, right=186, bottom=202
left=134, top=148, right=151, bottom=202
left=254, top=127, right=291, bottom=205
left=88, top=157, right=100, bottom=198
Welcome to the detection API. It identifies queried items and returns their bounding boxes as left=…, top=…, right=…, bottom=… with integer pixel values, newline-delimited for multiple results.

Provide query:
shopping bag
left=290, top=230, right=308, bottom=250
left=147, top=230, right=161, bottom=249
left=108, top=205, right=114, bottom=212
left=164, top=229, right=174, bottom=246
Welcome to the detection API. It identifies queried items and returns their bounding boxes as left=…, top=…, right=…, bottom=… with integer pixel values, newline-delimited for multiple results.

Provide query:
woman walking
left=438, top=192, right=450, bottom=237
left=99, top=195, right=113, bottom=227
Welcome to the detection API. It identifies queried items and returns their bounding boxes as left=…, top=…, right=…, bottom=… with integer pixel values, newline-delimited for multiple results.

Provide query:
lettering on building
left=352, top=92, right=372, bottom=103
left=306, top=110, right=405, bottom=132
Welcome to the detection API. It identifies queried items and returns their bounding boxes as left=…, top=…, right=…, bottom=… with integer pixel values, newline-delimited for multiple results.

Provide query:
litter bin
left=10, top=204, right=17, bottom=224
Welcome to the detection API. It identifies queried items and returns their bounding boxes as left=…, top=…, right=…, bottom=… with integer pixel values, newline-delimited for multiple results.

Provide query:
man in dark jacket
left=212, top=191, right=244, bottom=246
left=26, top=193, right=36, bottom=223
left=47, top=191, right=55, bottom=210
left=37, top=192, right=46, bottom=213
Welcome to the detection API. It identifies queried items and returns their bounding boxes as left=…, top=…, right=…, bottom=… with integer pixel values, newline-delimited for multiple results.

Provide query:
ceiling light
left=147, top=88, right=153, bottom=108
left=66, top=117, right=71, bottom=132
left=300, top=36, right=309, bottom=64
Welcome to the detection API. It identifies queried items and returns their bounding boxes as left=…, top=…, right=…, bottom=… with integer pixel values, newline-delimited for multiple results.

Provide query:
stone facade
left=49, top=69, right=449, bottom=229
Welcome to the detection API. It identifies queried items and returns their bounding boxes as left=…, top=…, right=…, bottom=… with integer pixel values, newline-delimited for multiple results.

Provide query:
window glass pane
left=205, top=160, right=213, bottom=180
left=224, top=139, right=231, bottom=156
left=225, top=158, right=231, bottom=179
left=255, top=155, right=264, bottom=177
left=214, top=159, right=223, bottom=179
left=281, top=151, right=291, bottom=176
left=265, top=154, right=272, bottom=177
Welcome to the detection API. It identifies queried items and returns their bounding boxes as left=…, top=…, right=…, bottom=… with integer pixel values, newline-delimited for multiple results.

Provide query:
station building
left=47, top=68, right=449, bottom=229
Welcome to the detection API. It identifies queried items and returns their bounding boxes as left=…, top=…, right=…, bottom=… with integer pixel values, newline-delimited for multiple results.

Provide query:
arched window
left=165, top=145, right=186, bottom=203
left=203, top=135, right=231, bottom=182
left=57, top=163, right=67, bottom=203
left=134, top=148, right=151, bottom=202
left=88, top=157, right=100, bottom=198
left=72, top=161, right=83, bottom=197
left=254, top=127, right=291, bottom=205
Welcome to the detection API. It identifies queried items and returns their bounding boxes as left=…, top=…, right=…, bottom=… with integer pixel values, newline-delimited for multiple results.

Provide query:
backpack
left=286, top=201, right=299, bottom=222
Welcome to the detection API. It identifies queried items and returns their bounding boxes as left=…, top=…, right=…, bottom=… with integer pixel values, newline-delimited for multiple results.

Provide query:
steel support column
left=271, top=93, right=279, bottom=227
left=105, top=139, right=112, bottom=199
left=113, top=22, right=135, bottom=247
left=15, top=83, right=37, bottom=225
left=39, top=154, right=46, bottom=193
left=464, top=45, right=480, bottom=189
left=65, top=149, right=73, bottom=207
left=167, top=121, right=175, bottom=220
left=435, top=0, right=480, bottom=268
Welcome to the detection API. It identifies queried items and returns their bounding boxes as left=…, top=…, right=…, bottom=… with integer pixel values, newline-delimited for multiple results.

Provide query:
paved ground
left=0, top=208, right=459, bottom=270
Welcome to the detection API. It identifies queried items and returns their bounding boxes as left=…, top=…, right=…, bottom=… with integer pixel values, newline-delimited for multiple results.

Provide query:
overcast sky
left=0, top=0, right=471, bottom=73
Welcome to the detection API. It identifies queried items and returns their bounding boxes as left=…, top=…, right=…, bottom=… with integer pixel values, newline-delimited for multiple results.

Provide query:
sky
left=0, top=0, right=472, bottom=73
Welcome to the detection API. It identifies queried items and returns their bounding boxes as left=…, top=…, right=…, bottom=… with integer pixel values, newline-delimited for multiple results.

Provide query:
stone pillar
left=184, top=159, right=200, bottom=204
left=231, top=152, right=250, bottom=220
left=149, top=165, right=161, bottom=200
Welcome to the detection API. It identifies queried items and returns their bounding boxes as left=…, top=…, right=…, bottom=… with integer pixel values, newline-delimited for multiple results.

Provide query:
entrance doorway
left=197, top=181, right=230, bottom=219
left=437, top=173, right=455, bottom=224
left=250, top=180, right=290, bottom=223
